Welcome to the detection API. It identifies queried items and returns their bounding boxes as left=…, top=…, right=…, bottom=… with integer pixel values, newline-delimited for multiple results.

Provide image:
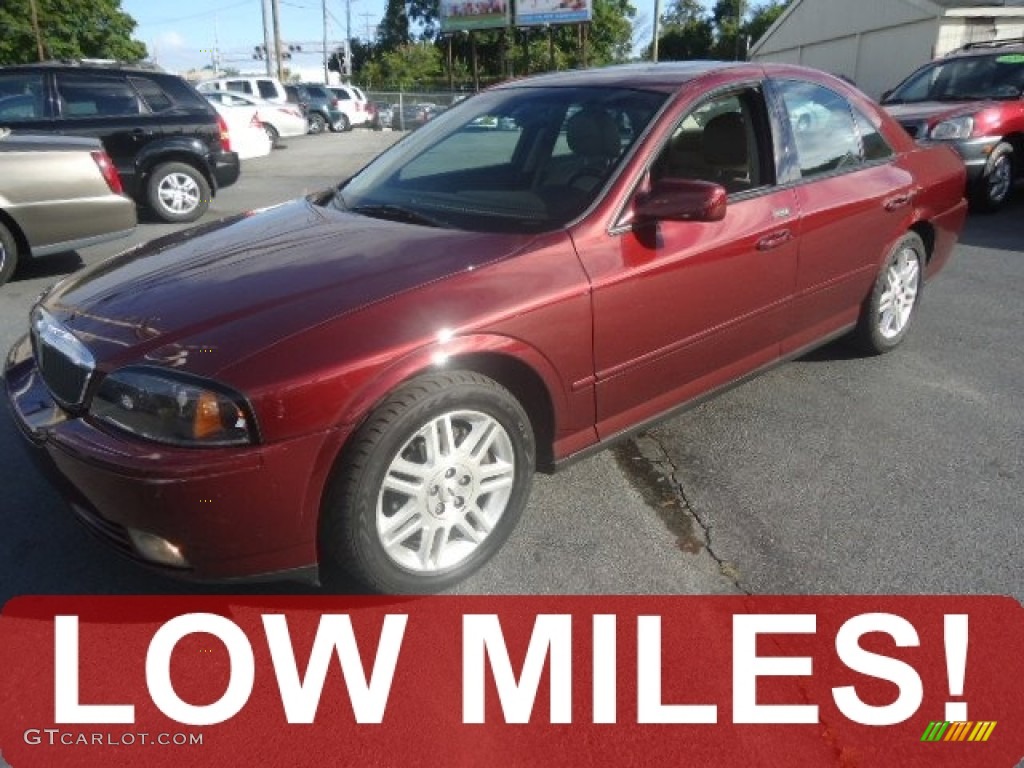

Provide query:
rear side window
left=148, top=75, right=208, bottom=110
left=334, top=88, right=352, bottom=100
left=226, top=80, right=252, bottom=95
left=257, top=80, right=278, bottom=99
left=129, top=76, right=174, bottom=112
left=852, top=108, right=893, bottom=161
left=57, top=73, right=140, bottom=117
left=0, top=72, right=47, bottom=121
left=777, top=80, right=861, bottom=177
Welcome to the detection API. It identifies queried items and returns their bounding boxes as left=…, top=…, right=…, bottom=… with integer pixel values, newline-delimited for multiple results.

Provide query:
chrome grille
left=31, top=307, right=95, bottom=409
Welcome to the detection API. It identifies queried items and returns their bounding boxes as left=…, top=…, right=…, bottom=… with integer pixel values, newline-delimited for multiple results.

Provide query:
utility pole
left=272, top=0, right=285, bottom=82
left=262, top=0, right=275, bottom=77
left=28, top=0, right=46, bottom=61
left=734, top=0, right=745, bottom=61
left=652, top=0, right=662, bottom=62
left=322, top=0, right=329, bottom=83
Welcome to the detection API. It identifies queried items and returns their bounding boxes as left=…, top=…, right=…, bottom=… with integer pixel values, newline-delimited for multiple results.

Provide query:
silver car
left=0, top=129, right=135, bottom=286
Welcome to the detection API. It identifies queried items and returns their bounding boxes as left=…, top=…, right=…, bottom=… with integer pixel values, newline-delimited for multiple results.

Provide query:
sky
left=124, top=0, right=718, bottom=75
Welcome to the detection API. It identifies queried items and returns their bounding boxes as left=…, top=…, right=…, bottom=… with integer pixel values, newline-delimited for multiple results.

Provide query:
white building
left=749, top=0, right=1024, bottom=98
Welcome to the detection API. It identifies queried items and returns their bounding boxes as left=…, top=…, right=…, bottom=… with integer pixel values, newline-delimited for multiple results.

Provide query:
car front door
left=575, top=85, right=802, bottom=439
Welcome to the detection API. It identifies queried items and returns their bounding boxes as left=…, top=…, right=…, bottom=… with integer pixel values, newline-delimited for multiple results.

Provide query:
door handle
left=757, top=229, right=792, bottom=251
left=884, top=193, right=912, bottom=212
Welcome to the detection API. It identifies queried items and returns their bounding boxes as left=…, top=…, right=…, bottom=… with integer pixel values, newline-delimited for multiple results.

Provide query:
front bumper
left=925, top=136, right=1003, bottom=183
left=4, top=335, right=336, bottom=583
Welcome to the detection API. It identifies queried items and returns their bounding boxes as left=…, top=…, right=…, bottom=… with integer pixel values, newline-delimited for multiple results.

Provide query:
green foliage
left=0, top=0, right=147, bottom=65
left=363, top=43, right=443, bottom=89
left=655, top=0, right=791, bottom=62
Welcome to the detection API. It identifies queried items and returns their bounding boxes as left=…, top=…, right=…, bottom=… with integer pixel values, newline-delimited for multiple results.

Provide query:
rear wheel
left=852, top=232, right=925, bottom=355
left=307, top=112, right=327, bottom=135
left=0, top=221, right=18, bottom=287
left=320, top=371, right=536, bottom=594
left=145, top=162, right=211, bottom=223
left=264, top=123, right=280, bottom=146
left=969, top=142, right=1014, bottom=213
left=331, top=114, right=351, bottom=133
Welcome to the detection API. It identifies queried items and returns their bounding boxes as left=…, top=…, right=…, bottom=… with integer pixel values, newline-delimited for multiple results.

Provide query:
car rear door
left=768, top=78, right=915, bottom=354
left=575, top=84, right=802, bottom=438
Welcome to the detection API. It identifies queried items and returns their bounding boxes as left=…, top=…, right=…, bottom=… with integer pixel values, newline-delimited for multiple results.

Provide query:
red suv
left=882, top=39, right=1024, bottom=212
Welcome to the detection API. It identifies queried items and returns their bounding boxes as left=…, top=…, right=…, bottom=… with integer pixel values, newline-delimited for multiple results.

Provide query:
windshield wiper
left=349, top=204, right=448, bottom=228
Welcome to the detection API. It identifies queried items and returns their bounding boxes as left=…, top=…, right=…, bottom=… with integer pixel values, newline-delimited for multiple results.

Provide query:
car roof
left=493, top=61, right=743, bottom=91
left=3, top=60, right=168, bottom=76
left=944, top=38, right=1024, bottom=59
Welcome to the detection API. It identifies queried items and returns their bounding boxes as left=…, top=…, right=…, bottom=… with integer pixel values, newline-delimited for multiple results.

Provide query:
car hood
left=41, top=197, right=538, bottom=376
left=883, top=100, right=992, bottom=125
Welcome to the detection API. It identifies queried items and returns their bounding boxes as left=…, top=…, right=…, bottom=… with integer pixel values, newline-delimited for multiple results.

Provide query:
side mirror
left=634, top=179, right=728, bottom=224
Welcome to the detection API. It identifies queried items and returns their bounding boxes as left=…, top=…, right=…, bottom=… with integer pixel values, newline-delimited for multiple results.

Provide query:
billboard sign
left=516, top=0, right=592, bottom=26
left=440, top=0, right=511, bottom=32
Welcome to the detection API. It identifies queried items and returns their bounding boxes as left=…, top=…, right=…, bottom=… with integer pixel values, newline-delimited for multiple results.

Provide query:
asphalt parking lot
left=0, top=130, right=1020, bottom=601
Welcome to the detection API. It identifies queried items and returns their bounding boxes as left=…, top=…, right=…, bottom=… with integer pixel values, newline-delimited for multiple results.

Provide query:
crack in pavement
left=613, top=433, right=751, bottom=595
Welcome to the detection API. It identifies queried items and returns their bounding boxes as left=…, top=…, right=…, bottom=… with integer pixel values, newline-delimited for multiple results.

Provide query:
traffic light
left=253, top=45, right=266, bottom=60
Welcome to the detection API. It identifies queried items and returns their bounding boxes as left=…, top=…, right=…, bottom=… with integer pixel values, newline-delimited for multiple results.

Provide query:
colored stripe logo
left=921, top=721, right=997, bottom=742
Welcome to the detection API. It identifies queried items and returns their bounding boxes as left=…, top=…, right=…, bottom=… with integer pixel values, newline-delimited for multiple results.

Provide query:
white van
left=197, top=77, right=287, bottom=104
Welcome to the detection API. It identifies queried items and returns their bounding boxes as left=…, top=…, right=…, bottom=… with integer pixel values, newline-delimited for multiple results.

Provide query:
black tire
left=852, top=232, right=926, bottom=355
left=145, top=162, right=211, bottom=223
left=264, top=123, right=280, bottom=146
left=320, top=371, right=536, bottom=594
left=0, top=221, right=18, bottom=287
left=330, top=114, right=350, bottom=133
left=308, top=112, right=327, bottom=135
left=969, top=142, right=1014, bottom=213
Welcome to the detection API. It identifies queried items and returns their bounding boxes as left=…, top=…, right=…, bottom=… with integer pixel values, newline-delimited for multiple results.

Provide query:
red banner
left=0, top=596, right=1021, bottom=767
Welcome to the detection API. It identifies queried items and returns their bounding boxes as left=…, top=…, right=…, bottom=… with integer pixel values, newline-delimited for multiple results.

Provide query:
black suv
left=881, top=39, right=1024, bottom=212
left=0, top=61, right=240, bottom=222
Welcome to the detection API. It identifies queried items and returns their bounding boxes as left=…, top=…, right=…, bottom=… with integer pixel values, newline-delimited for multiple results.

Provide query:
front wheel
left=969, top=142, right=1014, bottom=213
left=145, top=162, right=211, bottom=223
left=320, top=371, right=536, bottom=594
left=852, top=232, right=925, bottom=355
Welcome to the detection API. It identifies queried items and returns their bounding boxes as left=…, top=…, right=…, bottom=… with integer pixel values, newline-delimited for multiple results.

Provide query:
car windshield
left=332, top=85, right=667, bottom=234
left=884, top=52, right=1024, bottom=103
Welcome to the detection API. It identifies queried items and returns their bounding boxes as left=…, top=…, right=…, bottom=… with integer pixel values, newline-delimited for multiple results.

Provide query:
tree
left=0, top=0, right=147, bottom=65
left=377, top=0, right=412, bottom=53
left=654, top=0, right=713, bottom=61
left=745, top=0, right=789, bottom=50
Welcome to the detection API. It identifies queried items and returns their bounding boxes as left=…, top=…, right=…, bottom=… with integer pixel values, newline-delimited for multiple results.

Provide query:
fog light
left=128, top=529, right=189, bottom=568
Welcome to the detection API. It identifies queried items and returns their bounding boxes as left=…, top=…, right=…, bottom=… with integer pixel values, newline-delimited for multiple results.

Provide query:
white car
left=204, top=91, right=307, bottom=145
left=197, top=76, right=287, bottom=104
left=208, top=102, right=272, bottom=161
left=328, top=84, right=372, bottom=130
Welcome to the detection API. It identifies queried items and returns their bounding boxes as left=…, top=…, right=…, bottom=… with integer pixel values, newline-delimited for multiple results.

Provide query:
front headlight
left=930, top=116, right=974, bottom=140
left=90, top=367, right=258, bottom=447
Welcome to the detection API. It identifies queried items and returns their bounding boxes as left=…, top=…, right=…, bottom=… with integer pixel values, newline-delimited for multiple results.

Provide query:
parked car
left=0, top=61, right=240, bottom=223
left=397, top=102, right=441, bottom=130
left=0, top=129, right=135, bottom=286
left=5, top=62, right=967, bottom=594
left=208, top=102, right=272, bottom=160
left=287, top=83, right=345, bottom=134
left=373, top=101, right=395, bottom=129
left=881, top=38, right=1024, bottom=212
left=327, top=84, right=372, bottom=130
left=204, top=90, right=307, bottom=145
left=196, top=76, right=288, bottom=104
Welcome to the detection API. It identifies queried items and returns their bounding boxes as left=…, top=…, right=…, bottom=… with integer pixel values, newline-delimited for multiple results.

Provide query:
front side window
left=336, top=86, right=667, bottom=233
left=56, top=73, right=140, bottom=118
left=652, top=88, right=772, bottom=194
left=0, top=73, right=46, bottom=121
left=777, top=80, right=861, bottom=178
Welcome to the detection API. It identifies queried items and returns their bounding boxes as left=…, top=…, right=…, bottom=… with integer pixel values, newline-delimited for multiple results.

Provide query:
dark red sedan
left=5, top=63, right=967, bottom=593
